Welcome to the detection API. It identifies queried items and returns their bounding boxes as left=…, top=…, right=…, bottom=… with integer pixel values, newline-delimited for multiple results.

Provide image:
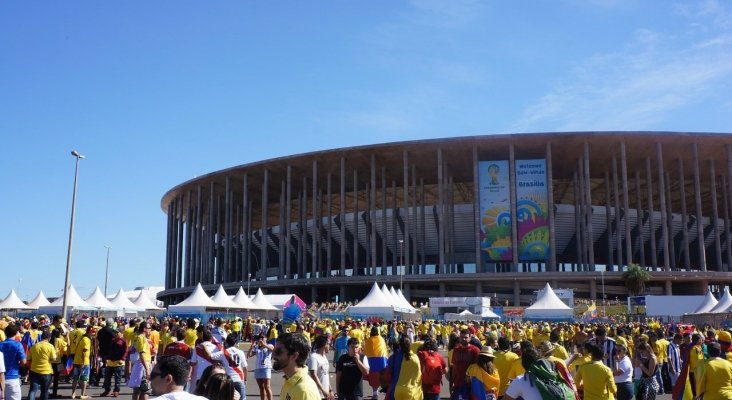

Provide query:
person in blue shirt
left=334, top=329, right=350, bottom=365
left=0, top=324, right=27, bottom=400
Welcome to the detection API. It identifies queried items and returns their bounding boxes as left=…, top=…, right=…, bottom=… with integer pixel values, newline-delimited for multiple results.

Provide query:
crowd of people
left=1, top=314, right=732, bottom=400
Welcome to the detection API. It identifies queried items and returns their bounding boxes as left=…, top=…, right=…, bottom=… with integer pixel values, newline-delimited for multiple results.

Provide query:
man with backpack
left=417, top=338, right=446, bottom=400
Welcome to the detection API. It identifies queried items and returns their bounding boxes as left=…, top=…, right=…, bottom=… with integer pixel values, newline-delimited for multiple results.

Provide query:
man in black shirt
left=336, top=338, right=370, bottom=400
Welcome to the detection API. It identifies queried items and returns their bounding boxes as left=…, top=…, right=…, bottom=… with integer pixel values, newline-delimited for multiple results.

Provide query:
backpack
left=526, top=359, right=577, bottom=400
left=419, top=350, right=444, bottom=387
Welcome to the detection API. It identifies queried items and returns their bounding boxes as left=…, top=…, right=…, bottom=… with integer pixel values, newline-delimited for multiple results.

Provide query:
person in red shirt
left=450, top=329, right=480, bottom=400
left=163, top=329, right=192, bottom=361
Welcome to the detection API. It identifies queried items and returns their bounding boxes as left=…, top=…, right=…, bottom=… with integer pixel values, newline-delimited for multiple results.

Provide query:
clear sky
left=1, top=1, right=731, bottom=301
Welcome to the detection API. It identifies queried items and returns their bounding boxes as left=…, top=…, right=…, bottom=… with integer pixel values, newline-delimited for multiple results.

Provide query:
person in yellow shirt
left=129, top=322, right=152, bottom=400
left=695, top=341, right=732, bottom=400
left=466, top=346, right=499, bottom=399
left=493, top=337, right=519, bottom=397
left=71, top=327, right=93, bottom=400
left=28, top=330, right=57, bottom=400
left=689, top=333, right=706, bottom=395
left=576, top=342, right=617, bottom=400
left=183, top=319, right=198, bottom=348
left=50, top=329, right=67, bottom=398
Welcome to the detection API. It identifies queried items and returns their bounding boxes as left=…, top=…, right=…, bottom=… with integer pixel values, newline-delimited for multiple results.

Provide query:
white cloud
left=513, top=7, right=732, bottom=132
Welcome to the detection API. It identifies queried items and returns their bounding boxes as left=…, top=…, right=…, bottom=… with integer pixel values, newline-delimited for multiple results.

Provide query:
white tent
left=390, top=286, right=416, bottom=313
left=481, top=308, right=501, bottom=319
left=0, top=290, right=33, bottom=310
left=211, top=285, right=242, bottom=309
left=445, top=309, right=477, bottom=321
left=27, top=291, right=51, bottom=309
left=251, top=289, right=278, bottom=311
left=39, top=285, right=96, bottom=315
left=693, top=290, right=719, bottom=314
left=396, top=289, right=416, bottom=312
left=168, top=283, right=220, bottom=314
left=232, top=287, right=261, bottom=310
left=132, top=291, right=164, bottom=311
left=523, top=283, right=573, bottom=321
left=348, top=282, right=394, bottom=318
left=85, top=287, right=119, bottom=311
left=109, top=289, right=144, bottom=313
left=709, top=287, right=732, bottom=313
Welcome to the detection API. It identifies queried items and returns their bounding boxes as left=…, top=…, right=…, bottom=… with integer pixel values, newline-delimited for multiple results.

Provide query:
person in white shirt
left=188, top=329, right=217, bottom=394
left=149, top=355, right=207, bottom=400
left=667, top=334, right=682, bottom=387
left=308, top=336, right=333, bottom=400
left=211, top=336, right=248, bottom=400
left=247, top=335, right=273, bottom=400
left=504, top=347, right=542, bottom=400
left=612, top=345, right=634, bottom=400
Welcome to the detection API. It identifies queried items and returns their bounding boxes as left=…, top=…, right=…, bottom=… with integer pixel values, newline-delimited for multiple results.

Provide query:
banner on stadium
left=478, top=160, right=512, bottom=261
left=515, top=159, right=549, bottom=261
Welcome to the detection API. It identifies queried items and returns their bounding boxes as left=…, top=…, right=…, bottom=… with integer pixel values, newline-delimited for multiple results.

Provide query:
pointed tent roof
left=85, top=287, right=118, bottom=310
left=232, top=287, right=261, bottom=310
left=0, top=290, right=33, bottom=310
left=391, top=286, right=416, bottom=312
left=396, top=288, right=415, bottom=310
left=211, top=285, right=241, bottom=309
left=109, top=289, right=144, bottom=311
left=27, top=291, right=51, bottom=309
left=710, top=287, right=732, bottom=313
left=170, top=283, right=219, bottom=308
left=49, top=285, right=92, bottom=308
left=132, top=291, right=164, bottom=311
left=525, top=283, right=572, bottom=310
left=458, top=309, right=474, bottom=316
left=693, top=289, right=719, bottom=314
left=350, top=282, right=392, bottom=308
left=251, top=288, right=278, bottom=311
left=381, top=284, right=396, bottom=303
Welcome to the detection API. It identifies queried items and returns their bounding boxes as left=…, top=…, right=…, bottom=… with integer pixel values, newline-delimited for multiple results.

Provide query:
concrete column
left=590, top=279, right=597, bottom=302
left=312, top=161, right=319, bottom=278
left=547, top=142, right=557, bottom=271
left=473, top=145, right=481, bottom=272
left=243, top=174, right=250, bottom=280
left=340, top=158, right=346, bottom=276
left=371, top=155, right=377, bottom=275
left=513, top=280, right=521, bottom=306
left=437, top=148, right=445, bottom=273
left=224, top=176, right=232, bottom=282
left=621, top=141, right=633, bottom=264
left=710, top=160, right=722, bottom=271
left=635, top=172, right=645, bottom=268
left=439, top=282, right=446, bottom=297
left=382, top=168, right=388, bottom=275
left=285, top=166, right=292, bottom=278
left=723, top=175, right=732, bottom=272
left=613, top=158, right=623, bottom=270
left=353, top=170, right=359, bottom=274
left=261, top=169, right=269, bottom=280
left=403, top=150, right=411, bottom=273
left=692, top=143, right=706, bottom=271
left=584, top=142, right=595, bottom=271
left=665, top=172, right=677, bottom=270
left=665, top=280, right=673, bottom=295
left=475, top=281, right=482, bottom=297
left=327, top=173, right=333, bottom=277
left=605, top=171, right=614, bottom=270
left=311, top=286, right=317, bottom=303
left=574, top=171, right=583, bottom=271
left=679, top=159, right=691, bottom=270
left=646, top=158, right=658, bottom=269
left=340, top=286, right=346, bottom=302
left=656, top=143, right=670, bottom=270
left=509, top=143, right=519, bottom=272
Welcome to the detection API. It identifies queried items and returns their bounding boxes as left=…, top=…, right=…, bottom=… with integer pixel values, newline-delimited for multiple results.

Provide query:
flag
left=583, top=301, right=598, bottom=318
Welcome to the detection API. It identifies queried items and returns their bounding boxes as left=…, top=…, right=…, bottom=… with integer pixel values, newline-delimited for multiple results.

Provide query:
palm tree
left=622, top=263, right=651, bottom=296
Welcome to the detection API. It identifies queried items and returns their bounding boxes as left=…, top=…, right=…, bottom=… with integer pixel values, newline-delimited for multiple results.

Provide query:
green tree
left=622, top=263, right=651, bottom=296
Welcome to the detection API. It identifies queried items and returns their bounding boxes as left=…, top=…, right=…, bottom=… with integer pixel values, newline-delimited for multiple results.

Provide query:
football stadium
left=158, top=132, right=732, bottom=306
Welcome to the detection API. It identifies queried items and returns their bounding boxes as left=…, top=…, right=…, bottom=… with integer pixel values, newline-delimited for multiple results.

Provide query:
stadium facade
left=158, top=132, right=732, bottom=306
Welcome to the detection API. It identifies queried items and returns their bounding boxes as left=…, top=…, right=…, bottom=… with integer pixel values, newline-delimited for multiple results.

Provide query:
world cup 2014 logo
left=487, top=164, right=500, bottom=186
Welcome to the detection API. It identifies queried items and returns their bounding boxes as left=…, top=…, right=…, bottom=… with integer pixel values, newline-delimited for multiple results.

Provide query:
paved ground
left=18, top=346, right=675, bottom=399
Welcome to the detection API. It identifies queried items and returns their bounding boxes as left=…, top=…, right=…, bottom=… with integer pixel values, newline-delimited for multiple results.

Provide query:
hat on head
left=537, top=341, right=557, bottom=357
left=479, top=346, right=495, bottom=358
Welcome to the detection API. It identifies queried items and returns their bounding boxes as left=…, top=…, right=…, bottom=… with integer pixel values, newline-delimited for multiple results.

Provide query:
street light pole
left=103, top=245, right=111, bottom=296
left=62, top=150, right=85, bottom=320
left=247, top=273, right=251, bottom=295
left=399, top=239, right=404, bottom=291
left=601, top=270, right=606, bottom=317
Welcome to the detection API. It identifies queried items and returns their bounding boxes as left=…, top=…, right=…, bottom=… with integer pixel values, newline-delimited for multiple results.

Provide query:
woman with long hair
left=193, top=362, right=226, bottom=396
left=49, top=328, right=67, bottom=398
left=465, top=347, right=499, bottom=400
left=634, top=342, right=659, bottom=400
left=384, top=335, right=423, bottom=400
left=202, top=373, right=236, bottom=400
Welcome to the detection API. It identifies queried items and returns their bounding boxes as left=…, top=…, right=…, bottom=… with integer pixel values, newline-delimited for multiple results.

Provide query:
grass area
left=574, top=304, right=631, bottom=316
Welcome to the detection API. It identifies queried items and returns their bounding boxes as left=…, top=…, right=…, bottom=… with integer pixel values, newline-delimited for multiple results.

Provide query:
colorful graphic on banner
left=515, top=159, right=549, bottom=260
left=479, top=161, right=512, bottom=261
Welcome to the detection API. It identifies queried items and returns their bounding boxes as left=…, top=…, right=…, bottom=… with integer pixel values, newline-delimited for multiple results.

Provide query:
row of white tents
left=0, top=285, right=163, bottom=313
left=690, top=287, right=732, bottom=314
left=348, top=282, right=418, bottom=318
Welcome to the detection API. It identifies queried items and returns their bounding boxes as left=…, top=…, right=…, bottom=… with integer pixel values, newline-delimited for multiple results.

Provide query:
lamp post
left=62, top=150, right=85, bottom=320
left=601, top=269, right=606, bottom=317
left=247, top=273, right=251, bottom=295
left=399, top=239, right=404, bottom=291
left=103, top=245, right=111, bottom=296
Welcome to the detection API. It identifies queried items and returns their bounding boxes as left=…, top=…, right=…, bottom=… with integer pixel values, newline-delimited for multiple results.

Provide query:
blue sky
left=1, top=1, right=731, bottom=301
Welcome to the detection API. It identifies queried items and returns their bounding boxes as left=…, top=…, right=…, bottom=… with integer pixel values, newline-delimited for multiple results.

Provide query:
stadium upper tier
left=159, top=132, right=732, bottom=305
